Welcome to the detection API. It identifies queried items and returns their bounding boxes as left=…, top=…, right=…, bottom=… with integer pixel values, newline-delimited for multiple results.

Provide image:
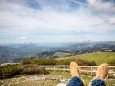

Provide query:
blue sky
left=0, top=0, right=115, bottom=44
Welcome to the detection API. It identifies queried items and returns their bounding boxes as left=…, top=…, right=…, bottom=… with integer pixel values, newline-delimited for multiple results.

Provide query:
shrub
left=20, top=57, right=96, bottom=66
left=108, top=59, right=115, bottom=66
left=0, top=65, right=23, bottom=79
left=21, top=58, right=57, bottom=65
left=56, top=59, right=72, bottom=65
left=0, top=64, right=49, bottom=79
left=56, top=58, right=96, bottom=66
left=22, top=65, right=49, bottom=75
left=76, top=59, right=96, bottom=66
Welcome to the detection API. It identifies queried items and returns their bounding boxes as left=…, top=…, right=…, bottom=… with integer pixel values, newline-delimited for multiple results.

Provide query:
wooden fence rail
left=45, top=65, right=115, bottom=76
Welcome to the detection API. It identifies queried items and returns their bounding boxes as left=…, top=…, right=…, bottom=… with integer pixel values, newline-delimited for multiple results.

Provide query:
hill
left=0, top=43, right=60, bottom=63
left=63, top=52, right=115, bottom=65
left=36, top=50, right=72, bottom=58
left=0, top=41, right=115, bottom=64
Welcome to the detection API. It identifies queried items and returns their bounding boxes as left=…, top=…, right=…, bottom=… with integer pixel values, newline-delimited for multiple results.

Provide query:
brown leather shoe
left=95, top=63, right=109, bottom=79
left=70, top=62, right=81, bottom=77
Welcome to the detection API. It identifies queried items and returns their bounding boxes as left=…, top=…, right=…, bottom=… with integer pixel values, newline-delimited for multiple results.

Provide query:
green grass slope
left=0, top=72, right=115, bottom=86
left=70, top=52, right=115, bottom=65
left=54, top=51, right=72, bottom=58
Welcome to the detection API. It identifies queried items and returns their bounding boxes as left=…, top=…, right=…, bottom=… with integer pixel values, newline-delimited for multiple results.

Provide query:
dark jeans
left=66, top=76, right=106, bottom=86
left=90, top=78, right=106, bottom=86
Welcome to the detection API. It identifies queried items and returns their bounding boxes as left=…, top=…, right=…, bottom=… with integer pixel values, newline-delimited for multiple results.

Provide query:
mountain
left=0, top=41, right=115, bottom=64
left=36, top=50, right=72, bottom=58
left=65, top=41, right=115, bottom=52
left=0, top=43, right=56, bottom=63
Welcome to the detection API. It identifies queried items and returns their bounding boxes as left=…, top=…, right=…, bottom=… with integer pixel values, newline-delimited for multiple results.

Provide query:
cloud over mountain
left=0, top=0, right=115, bottom=43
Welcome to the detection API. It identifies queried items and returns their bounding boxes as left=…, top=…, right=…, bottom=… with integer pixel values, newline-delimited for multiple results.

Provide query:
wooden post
left=91, top=67, right=93, bottom=77
left=63, top=65, right=65, bottom=72
left=54, top=66, right=55, bottom=72
left=45, top=66, right=47, bottom=70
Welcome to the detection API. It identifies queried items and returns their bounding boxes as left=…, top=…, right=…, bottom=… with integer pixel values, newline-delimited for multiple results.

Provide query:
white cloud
left=20, top=36, right=27, bottom=40
left=16, top=36, right=27, bottom=40
left=88, top=0, right=115, bottom=13
left=105, top=17, right=115, bottom=25
left=87, top=0, right=115, bottom=31
left=0, top=0, right=115, bottom=43
left=0, top=0, right=106, bottom=34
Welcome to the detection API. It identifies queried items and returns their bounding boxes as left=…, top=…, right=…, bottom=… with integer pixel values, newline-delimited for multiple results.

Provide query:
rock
left=56, top=83, right=67, bottom=86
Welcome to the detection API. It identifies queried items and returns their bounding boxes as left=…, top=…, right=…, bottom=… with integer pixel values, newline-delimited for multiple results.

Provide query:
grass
left=0, top=52, right=115, bottom=86
left=67, top=52, right=115, bottom=65
left=54, top=51, right=72, bottom=58
left=0, top=75, right=59, bottom=86
left=0, top=71, right=115, bottom=86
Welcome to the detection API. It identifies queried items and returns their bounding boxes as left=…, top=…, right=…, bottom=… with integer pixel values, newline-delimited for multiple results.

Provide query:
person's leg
left=66, top=62, right=84, bottom=86
left=66, top=76, right=83, bottom=86
left=89, top=63, right=109, bottom=86
left=90, top=78, right=106, bottom=86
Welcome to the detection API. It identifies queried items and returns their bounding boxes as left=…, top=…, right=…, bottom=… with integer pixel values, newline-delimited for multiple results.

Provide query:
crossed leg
left=67, top=62, right=109, bottom=86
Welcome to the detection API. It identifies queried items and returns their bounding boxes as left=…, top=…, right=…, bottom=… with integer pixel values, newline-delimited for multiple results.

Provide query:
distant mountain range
left=0, top=41, right=115, bottom=64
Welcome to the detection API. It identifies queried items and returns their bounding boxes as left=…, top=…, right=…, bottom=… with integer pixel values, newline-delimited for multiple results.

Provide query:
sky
left=0, top=0, right=115, bottom=44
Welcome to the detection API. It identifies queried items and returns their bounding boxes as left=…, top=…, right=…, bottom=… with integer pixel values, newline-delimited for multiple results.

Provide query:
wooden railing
left=45, top=65, right=115, bottom=76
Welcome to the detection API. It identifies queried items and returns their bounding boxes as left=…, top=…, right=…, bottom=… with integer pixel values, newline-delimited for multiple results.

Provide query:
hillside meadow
left=60, top=52, right=115, bottom=65
left=0, top=71, right=115, bottom=86
left=0, top=52, right=115, bottom=86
